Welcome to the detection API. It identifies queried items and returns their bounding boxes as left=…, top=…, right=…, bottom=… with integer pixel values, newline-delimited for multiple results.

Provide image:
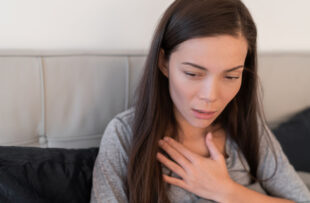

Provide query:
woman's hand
left=156, top=132, right=234, bottom=201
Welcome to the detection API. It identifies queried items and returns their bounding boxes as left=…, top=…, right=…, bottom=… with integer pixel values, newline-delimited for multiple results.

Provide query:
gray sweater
left=90, top=108, right=310, bottom=203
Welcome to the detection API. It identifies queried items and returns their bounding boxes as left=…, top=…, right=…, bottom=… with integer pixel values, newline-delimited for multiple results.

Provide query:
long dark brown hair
left=127, top=0, right=277, bottom=202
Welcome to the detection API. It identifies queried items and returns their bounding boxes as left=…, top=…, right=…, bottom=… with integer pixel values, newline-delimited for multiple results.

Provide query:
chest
left=181, top=131, right=227, bottom=158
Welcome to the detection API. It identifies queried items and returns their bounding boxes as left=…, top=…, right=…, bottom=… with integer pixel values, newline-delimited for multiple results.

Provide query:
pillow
left=271, top=107, right=310, bottom=172
left=0, top=146, right=99, bottom=203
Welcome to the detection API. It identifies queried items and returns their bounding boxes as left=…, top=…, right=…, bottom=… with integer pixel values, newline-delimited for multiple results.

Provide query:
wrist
left=217, top=180, right=238, bottom=203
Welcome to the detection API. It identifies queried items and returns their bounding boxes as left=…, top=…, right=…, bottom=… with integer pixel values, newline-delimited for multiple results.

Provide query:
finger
left=205, top=132, right=222, bottom=160
left=162, top=174, right=190, bottom=191
left=163, top=137, right=199, bottom=163
left=159, top=139, right=191, bottom=170
left=156, top=152, right=186, bottom=178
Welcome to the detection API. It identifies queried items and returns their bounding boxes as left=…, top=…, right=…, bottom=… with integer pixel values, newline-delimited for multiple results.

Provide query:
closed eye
left=184, top=72, right=200, bottom=77
left=225, top=76, right=240, bottom=80
left=184, top=71, right=240, bottom=80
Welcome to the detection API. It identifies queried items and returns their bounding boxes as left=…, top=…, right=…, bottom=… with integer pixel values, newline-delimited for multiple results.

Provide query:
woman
left=90, top=0, right=310, bottom=202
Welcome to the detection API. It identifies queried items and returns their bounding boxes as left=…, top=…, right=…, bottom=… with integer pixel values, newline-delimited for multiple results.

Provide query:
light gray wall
left=0, top=0, right=309, bottom=52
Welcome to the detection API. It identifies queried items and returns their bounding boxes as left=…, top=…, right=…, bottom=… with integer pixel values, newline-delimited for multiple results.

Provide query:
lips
left=192, top=108, right=217, bottom=114
left=192, top=108, right=217, bottom=119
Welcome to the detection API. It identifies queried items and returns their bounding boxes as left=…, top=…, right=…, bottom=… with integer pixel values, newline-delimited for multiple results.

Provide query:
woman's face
left=160, top=34, right=248, bottom=130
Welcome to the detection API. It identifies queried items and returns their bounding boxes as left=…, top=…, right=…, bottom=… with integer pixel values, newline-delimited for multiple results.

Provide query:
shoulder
left=256, top=120, right=289, bottom=178
left=104, top=107, right=135, bottom=137
left=256, top=122, right=310, bottom=201
left=99, top=107, right=136, bottom=155
left=114, top=107, right=135, bottom=130
left=257, top=121, right=283, bottom=156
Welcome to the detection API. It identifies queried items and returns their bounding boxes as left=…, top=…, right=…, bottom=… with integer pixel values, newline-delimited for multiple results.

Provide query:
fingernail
left=163, top=136, right=169, bottom=141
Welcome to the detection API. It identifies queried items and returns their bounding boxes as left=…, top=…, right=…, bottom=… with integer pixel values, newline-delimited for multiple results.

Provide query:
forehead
left=169, top=35, right=248, bottom=71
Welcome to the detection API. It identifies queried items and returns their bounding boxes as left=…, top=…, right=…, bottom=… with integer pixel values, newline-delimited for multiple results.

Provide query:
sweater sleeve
left=257, top=125, right=310, bottom=202
left=90, top=116, right=132, bottom=203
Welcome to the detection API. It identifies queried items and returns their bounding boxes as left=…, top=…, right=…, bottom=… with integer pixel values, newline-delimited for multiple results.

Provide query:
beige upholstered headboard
left=257, top=53, right=310, bottom=126
left=0, top=51, right=309, bottom=148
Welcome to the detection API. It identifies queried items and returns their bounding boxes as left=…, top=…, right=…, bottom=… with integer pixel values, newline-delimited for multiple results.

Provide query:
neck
left=172, top=107, right=221, bottom=144
left=177, top=121, right=222, bottom=144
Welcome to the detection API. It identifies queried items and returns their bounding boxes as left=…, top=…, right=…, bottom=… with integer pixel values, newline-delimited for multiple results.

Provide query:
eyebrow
left=182, top=62, right=244, bottom=73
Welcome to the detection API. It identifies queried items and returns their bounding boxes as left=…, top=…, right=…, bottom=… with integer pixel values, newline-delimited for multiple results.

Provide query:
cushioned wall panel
left=128, top=56, right=146, bottom=107
left=258, top=53, right=310, bottom=126
left=0, top=57, right=41, bottom=146
left=1, top=52, right=310, bottom=148
left=43, top=56, right=128, bottom=148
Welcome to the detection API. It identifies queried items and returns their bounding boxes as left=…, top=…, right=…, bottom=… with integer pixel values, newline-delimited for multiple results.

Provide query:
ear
left=158, top=49, right=169, bottom=78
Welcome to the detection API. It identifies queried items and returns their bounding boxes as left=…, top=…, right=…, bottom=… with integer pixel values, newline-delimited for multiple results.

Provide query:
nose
left=198, top=77, right=218, bottom=103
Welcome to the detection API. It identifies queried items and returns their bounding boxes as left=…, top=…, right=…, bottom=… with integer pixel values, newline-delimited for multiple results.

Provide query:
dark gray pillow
left=0, top=146, right=99, bottom=203
left=271, top=107, right=310, bottom=172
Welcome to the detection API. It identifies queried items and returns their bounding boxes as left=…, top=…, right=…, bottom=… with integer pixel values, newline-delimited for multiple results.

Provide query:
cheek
left=169, top=72, right=195, bottom=106
left=222, top=81, right=242, bottom=103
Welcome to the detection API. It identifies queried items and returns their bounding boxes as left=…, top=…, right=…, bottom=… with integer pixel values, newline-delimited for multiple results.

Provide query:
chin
left=189, top=119, right=214, bottom=129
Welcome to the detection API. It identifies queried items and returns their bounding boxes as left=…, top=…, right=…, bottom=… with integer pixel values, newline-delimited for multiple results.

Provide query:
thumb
left=205, top=132, right=221, bottom=160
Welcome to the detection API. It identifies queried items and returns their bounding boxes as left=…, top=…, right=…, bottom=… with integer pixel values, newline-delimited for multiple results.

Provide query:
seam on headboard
left=125, top=56, right=130, bottom=110
left=38, top=56, right=47, bottom=147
